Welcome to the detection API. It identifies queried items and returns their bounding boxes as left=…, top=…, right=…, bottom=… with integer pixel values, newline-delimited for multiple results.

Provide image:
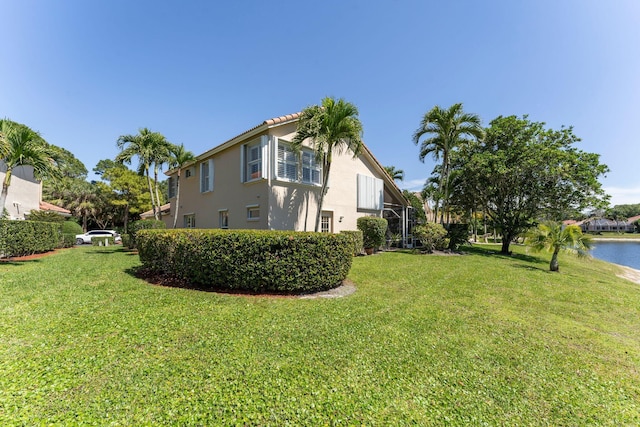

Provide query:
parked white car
left=75, top=230, right=122, bottom=245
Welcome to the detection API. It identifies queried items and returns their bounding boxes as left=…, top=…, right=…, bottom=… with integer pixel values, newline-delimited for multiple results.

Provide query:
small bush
left=413, top=223, right=447, bottom=253
left=0, top=220, right=60, bottom=258
left=340, top=230, right=363, bottom=256
left=446, top=223, right=470, bottom=251
left=91, top=236, right=115, bottom=246
left=357, top=217, right=388, bottom=251
left=129, top=219, right=166, bottom=248
left=61, top=233, right=76, bottom=248
left=62, top=220, right=83, bottom=235
left=137, top=229, right=353, bottom=293
left=121, top=234, right=132, bottom=249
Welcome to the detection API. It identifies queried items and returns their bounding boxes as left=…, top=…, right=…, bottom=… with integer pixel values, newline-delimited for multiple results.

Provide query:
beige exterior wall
left=169, top=134, right=270, bottom=230
left=166, top=119, right=406, bottom=233
left=0, top=163, right=41, bottom=220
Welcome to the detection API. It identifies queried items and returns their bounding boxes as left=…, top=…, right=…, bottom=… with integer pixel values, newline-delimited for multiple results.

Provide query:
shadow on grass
left=461, top=245, right=548, bottom=265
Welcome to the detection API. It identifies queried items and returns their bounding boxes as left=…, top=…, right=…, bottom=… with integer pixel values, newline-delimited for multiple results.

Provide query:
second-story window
left=200, top=159, right=213, bottom=193
left=277, top=143, right=298, bottom=181
left=245, top=141, right=262, bottom=182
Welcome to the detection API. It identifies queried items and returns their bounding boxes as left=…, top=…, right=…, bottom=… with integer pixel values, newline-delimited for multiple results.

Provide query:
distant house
left=579, top=217, right=635, bottom=233
left=0, top=162, right=41, bottom=220
left=0, top=162, right=71, bottom=220
left=160, top=112, right=412, bottom=245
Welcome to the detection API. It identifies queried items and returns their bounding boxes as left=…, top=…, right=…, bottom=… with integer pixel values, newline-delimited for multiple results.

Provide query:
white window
left=357, top=174, right=384, bottom=210
left=168, top=176, right=176, bottom=199
left=247, top=205, right=260, bottom=221
left=277, top=143, right=298, bottom=181
left=219, top=210, right=229, bottom=229
left=321, top=212, right=332, bottom=233
left=184, top=214, right=196, bottom=228
left=244, top=141, right=262, bottom=182
left=200, top=159, right=214, bottom=193
left=302, top=150, right=321, bottom=185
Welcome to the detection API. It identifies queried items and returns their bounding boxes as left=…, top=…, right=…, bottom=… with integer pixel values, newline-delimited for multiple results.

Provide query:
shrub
left=61, top=234, right=76, bottom=248
left=121, top=234, right=132, bottom=249
left=27, top=210, right=65, bottom=223
left=413, top=223, right=447, bottom=253
left=357, top=217, right=388, bottom=251
left=91, top=236, right=115, bottom=246
left=136, top=229, right=353, bottom=293
left=340, top=230, right=363, bottom=256
left=61, top=220, right=83, bottom=235
left=446, top=223, right=470, bottom=251
left=129, top=219, right=166, bottom=248
left=0, top=220, right=60, bottom=258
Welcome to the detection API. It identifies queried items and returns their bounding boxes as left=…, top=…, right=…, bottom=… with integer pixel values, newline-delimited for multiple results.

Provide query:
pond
left=590, top=240, right=640, bottom=270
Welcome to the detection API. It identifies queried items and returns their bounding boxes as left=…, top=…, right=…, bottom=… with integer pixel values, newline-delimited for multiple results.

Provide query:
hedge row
left=0, top=220, right=60, bottom=257
left=136, top=229, right=354, bottom=293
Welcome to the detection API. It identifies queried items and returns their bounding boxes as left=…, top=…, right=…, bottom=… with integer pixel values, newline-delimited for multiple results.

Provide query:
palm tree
left=168, top=143, right=195, bottom=228
left=0, top=119, right=59, bottom=215
left=64, top=179, right=98, bottom=232
left=413, top=103, right=484, bottom=224
left=527, top=221, right=593, bottom=272
left=292, top=97, right=364, bottom=232
left=384, top=165, right=405, bottom=182
left=116, top=128, right=171, bottom=220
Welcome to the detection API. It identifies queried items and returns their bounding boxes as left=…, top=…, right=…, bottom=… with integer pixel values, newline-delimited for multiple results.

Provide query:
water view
left=590, top=240, right=640, bottom=270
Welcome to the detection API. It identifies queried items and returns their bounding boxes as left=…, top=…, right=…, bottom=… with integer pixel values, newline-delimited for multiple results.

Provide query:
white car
left=76, top=230, right=122, bottom=245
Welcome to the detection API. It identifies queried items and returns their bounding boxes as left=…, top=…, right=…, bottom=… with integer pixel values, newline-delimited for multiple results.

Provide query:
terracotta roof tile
left=39, top=201, right=71, bottom=214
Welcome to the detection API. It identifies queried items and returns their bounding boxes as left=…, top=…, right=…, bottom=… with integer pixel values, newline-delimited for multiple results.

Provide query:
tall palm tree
left=292, top=97, right=364, bottom=232
left=168, top=143, right=195, bottom=228
left=116, top=128, right=171, bottom=220
left=0, top=119, right=59, bottom=215
left=64, top=179, right=98, bottom=232
left=527, top=221, right=592, bottom=272
left=384, top=165, right=405, bottom=182
left=413, top=103, right=484, bottom=224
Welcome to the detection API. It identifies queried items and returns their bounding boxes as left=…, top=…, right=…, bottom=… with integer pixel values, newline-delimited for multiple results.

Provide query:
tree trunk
left=314, top=159, right=332, bottom=232
left=173, top=173, right=181, bottom=229
left=500, top=234, right=512, bottom=254
left=154, top=167, right=162, bottom=221
left=0, top=169, right=12, bottom=217
left=145, top=167, right=157, bottom=220
left=550, top=247, right=560, bottom=272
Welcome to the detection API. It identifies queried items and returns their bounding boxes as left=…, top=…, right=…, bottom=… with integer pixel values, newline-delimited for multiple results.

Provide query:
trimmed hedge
left=136, top=229, right=353, bottom=293
left=0, top=220, right=60, bottom=258
left=128, top=219, right=166, bottom=249
left=340, top=230, right=364, bottom=256
left=357, top=216, right=388, bottom=250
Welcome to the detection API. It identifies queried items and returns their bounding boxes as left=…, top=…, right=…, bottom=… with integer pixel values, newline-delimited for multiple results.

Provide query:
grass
left=589, top=232, right=640, bottom=239
left=1, top=245, right=639, bottom=425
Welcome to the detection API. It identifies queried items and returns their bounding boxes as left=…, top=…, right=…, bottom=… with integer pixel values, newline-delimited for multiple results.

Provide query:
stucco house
left=161, top=112, right=412, bottom=245
left=0, top=162, right=41, bottom=220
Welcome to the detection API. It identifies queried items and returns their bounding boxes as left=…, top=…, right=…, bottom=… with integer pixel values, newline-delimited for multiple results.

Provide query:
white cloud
left=399, top=178, right=428, bottom=193
left=604, top=186, right=640, bottom=206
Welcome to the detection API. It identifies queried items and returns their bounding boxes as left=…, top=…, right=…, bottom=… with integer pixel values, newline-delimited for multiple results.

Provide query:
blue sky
left=2, top=0, right=639, bottom=205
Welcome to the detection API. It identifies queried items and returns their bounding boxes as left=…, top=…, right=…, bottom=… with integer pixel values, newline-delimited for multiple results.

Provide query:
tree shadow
left=461, top=245, right=548, bottom=265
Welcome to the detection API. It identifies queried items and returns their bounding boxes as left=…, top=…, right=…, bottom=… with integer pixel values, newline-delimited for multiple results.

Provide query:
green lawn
left=1, top=245, right=639, bottom=425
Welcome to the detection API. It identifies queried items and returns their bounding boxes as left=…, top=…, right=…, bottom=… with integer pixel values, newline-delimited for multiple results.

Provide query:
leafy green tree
left=527, top=221, right=592, bottom=272
left=64, top=179, right=98, bottom=232
left=384, top=165, right=405, bottom=181
left=116, top=128, right=171, bottom=221
left=293, top=97, right=364, bottom=232
left=453, top=115, right=609, bottom=254
left=607, top=204, right=640, bottom=220
left=402, top=190, right=426, bottom=223
left=0, top=119, right=60, bottom=214
left=413, top=103, right=484, bottom=225
left=168, top=143, right=196, bottom=229
left=94, top=159, right=151, bottom=233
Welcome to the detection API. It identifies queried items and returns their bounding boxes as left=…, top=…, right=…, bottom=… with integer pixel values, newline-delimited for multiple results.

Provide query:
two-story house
left=162, top=112, right=411, bottom=245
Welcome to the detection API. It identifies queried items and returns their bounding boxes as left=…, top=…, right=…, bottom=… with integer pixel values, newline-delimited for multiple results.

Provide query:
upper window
left=245, top=141, right=262, bottom=182
left=276, top=139, right=322, bottom=185
left=302, top=151, right=321, bottom=185
left=168, top=176, right=176, bottom=198
left=200, top=159, right=213, bottom=193
left=277, top=143, right=298, bottom=181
